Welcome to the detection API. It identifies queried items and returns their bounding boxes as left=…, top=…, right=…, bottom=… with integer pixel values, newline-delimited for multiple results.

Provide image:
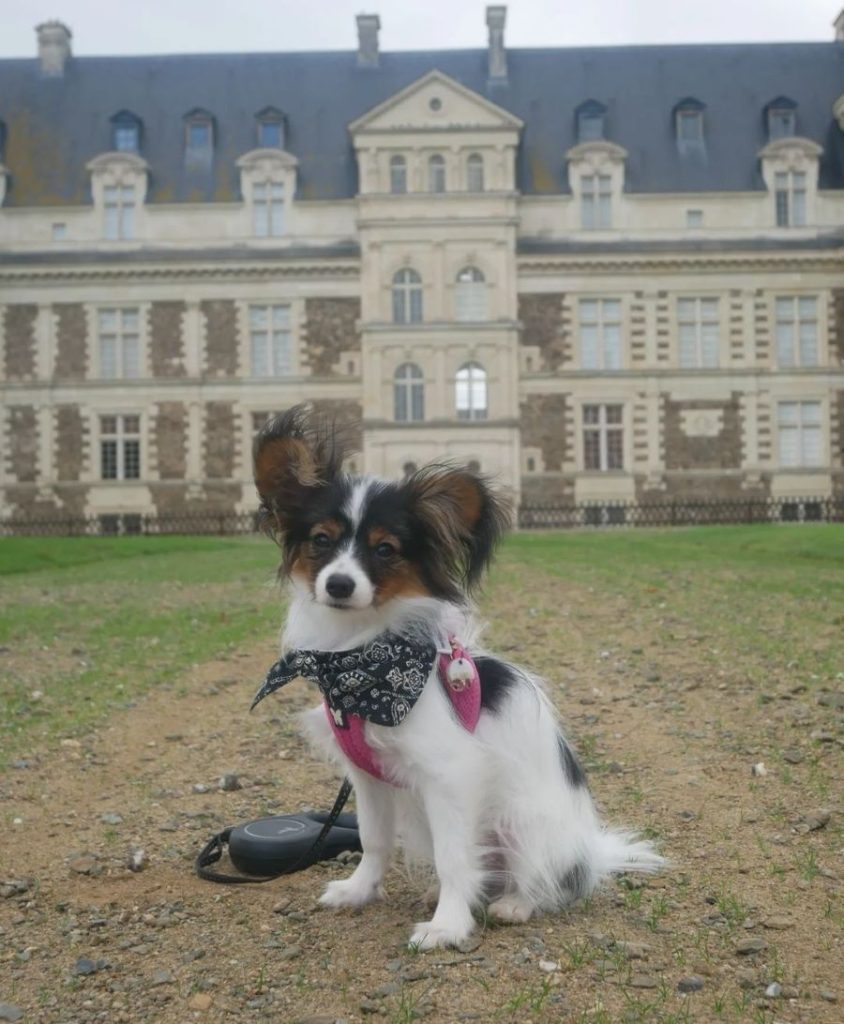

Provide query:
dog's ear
left=253, top=405, right=344, bottom=537
left=404, top=465, right=511, bottom=590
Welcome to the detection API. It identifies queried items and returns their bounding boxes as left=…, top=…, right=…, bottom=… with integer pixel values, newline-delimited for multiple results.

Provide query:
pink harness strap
left=324, top=637, right=481, bottom=785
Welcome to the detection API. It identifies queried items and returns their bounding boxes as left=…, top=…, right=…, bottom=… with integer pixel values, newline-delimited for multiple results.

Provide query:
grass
left=0, top=535, right=281, bottom=764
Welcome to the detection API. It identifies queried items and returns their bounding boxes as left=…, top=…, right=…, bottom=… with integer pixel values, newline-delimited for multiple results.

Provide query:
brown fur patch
left=254, top=436, right=319, bottom=500
left=310, top=520, right=343, bottom=541
left=367, top=527, right=401, bottom=552
left=374, top=562, right=430, bottom=605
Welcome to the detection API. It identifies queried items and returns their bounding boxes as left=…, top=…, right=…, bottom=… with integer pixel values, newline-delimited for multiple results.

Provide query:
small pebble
left=765, top=983, right=782, bottom=998
left=751, top=763, right=767, bottom=777
left=628, top=974, right=659, bottom=989
left=538, top=959, right=559, bottom=973
left=188, top=992, right=213, bottom=1011
left=677, top=976, right=704, bottom=993
left=0, top=1006, right=24, bottom=1023
left=218, top=774, right=242, bottom=792
left=100, top=812, right=123, bottom=825
left=820, top=990, right=838, bottom=1003
left=735, top=937, right=767, bottom=955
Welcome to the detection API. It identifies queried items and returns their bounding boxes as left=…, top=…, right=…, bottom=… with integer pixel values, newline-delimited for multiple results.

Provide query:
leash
left=195, top=778, right=353, bottom=884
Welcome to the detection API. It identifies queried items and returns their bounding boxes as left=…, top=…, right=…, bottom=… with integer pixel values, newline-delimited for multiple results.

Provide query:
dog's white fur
left=283, top=579, right=662, bottom=950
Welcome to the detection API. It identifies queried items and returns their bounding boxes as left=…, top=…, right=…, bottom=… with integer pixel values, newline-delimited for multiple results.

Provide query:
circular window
left=429, top=97, right=442, bottom=112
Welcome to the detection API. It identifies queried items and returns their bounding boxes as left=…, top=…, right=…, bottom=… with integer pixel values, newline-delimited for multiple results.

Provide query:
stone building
left=1, top=9, right=843, bottom=525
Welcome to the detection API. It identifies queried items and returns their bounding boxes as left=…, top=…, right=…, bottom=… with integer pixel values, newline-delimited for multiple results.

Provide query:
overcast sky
left=1, top=0, right=839, bottom=57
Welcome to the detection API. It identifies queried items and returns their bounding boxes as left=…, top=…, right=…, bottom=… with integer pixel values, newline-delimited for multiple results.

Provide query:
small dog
left=253, top=406, right=662, bottom=950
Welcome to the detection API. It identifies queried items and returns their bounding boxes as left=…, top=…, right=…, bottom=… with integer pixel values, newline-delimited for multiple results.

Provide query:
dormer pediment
left=349, top=70, right=523, bottom=136
left=86, top=151, right=149, bottom=174
left=236, top=148, right=299, bottom=172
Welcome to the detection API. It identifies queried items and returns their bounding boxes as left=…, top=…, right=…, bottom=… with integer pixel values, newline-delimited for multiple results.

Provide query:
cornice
left=517, top=248, right=844, bottom=274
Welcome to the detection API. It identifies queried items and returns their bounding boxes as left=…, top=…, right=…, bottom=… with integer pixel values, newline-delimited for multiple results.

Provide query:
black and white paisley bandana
left=251, top=635, right=438, bottom=729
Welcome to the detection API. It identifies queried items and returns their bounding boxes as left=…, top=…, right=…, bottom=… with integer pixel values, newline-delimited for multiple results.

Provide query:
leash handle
left=194, top=779, right=353, bottom=884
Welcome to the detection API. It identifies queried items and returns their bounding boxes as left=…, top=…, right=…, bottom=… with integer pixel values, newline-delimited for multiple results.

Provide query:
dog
left=252, top=405, right=662, bottom=950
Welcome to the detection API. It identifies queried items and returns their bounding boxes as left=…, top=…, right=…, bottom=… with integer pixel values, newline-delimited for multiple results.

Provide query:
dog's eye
left=311, top=532, right=333, bottom=549
left=374, top=541, right=397, bottom=559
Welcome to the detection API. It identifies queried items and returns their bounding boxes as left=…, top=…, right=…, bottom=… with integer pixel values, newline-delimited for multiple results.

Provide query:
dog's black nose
left=326, top=574, right=355, bottom=600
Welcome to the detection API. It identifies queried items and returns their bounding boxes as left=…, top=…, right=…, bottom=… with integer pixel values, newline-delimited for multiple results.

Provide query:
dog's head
left=253, top=405, right=510, bottom=610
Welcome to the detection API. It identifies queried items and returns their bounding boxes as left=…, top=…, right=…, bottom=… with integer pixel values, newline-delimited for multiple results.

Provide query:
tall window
left=466, top=153, right=484, bottom=192
left=428, top=154, right=446, bottom=193
left=111, top=112, right=141, bottom=153
left=104, top=185, right=135, bottom=240
left=576, top=101, right=606, bottom=142
left=775, top=297, right=818, bottom=368
left=392, top=268, right=423, bottom=324
left=581, top=174, right=612, bottom=229
left=100, top=414, right=141, bottom=480
left=389, top=155, right=407, bottom=194
left=775, top=171, right=806, bottom=227
left=456, top=362, right=488, bottom=421
left=583, top=404, right=624, bottom=471
left=394, top=363, right=424, bottom=422
left=767, top=100, right=797, bottom=140
left=678, top=298, right=720, bottom=368
left=579, top=299, right=622, bottom=369
left=256, top=108, right=285, bottom=148
left=455, top=266, right=487, bottom=321
left=98, top=308, right=140, bottom=379
left=250, top=305, right=292, bottom=376
left=253, top=182, right=284, bottom=237
left=777, top=401, right=822, bottom=468
left=677, top=109, right=703, bottom=143
left=185, top=111, right=214, bottom=163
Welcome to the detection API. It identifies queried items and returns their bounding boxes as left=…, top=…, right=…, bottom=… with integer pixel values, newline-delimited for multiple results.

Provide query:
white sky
left=1, top=0, right=839, bottom=57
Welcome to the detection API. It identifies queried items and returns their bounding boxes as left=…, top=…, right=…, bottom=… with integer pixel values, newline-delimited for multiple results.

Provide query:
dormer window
left=256, top=107, right=285, bottom=149
left=766, top=97, right=797, bottom=140
left=111, top=111, right=141, bottom=153
left=0, top=119, right=7, bottom=161
left=775, top=171, right=806, bottom=227
left=674, top=98, right=706, bottom=153
left=184, top=109, right=214, bottom=161
left=576, top=100, right=607, bottom=143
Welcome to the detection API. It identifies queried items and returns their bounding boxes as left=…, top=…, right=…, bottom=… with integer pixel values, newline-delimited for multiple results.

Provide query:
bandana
left=251, top=634, right=439, bottom=729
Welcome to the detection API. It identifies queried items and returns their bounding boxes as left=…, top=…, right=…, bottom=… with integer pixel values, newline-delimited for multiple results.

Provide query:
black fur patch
left=560, top=859, right=591, bottom=902
left=557, top=734, right=587, bottom=789
left=474, top=656, right=520, bottom=713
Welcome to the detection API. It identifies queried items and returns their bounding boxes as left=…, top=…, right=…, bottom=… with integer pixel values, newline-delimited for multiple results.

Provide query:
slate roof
left=0, top=41, right=842, bottom=207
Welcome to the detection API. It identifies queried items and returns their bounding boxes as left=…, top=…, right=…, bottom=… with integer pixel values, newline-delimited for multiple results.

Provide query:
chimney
left=834, top=7, right=844, bottom=40
left=356, top=14, right=380, bottom=68
left=36, top=20, right=72, bottom=76
left=486, top=6, right=507, bottom=82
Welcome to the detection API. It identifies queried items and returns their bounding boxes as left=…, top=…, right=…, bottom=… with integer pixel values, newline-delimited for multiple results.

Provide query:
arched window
left=184, top=108, right=214, bottom=163
left=255, top=107, right=286, bottom=148
left=394, top=364, right=424, bottom=423
left=673, top=98, right=706, bottom=153
left=455, top=266, right=487, bottom=321
left=392, top=268, right=423, bottom=324
left=456, top=362, right=488, bottom=421
left=428, top=154, right=446, bottom=193
left=575, top=100, right=607, bottom=143
left=466, top=153, right=484, bottom=191
left=765, top=97, right=798, bottom=140
left=389, top=155, right=407, bottom=194
left=111, top=111, right=142, bottom=153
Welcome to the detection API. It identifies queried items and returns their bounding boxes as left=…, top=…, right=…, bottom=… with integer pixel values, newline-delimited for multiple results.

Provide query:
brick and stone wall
left=2, top=305, right=38, bottom=381
left=518, top=294, right=567, bottom=371
left=203, top=401, right=237, bottom=479
left=55, top=405, right=86, bottom=481
left=663, top=393, right=742, bottom=471
left=303, top=298, right=361, bottom=376
left=54, top=304, right=88, bottom=378
left=310, top=398, right=363, bottom=452
left=519, top=394, right=569, bottom=471
left=201, top=300, right=238, bottom=377
left=149, top=302, right=187, bottom=378
left=6, top=405, right=38, bottom=482
left=830, top=289, right=844, bottom=366
left=153, top=402, right=188, bottom=480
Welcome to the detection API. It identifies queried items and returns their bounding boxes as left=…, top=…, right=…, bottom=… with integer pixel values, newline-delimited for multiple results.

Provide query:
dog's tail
left=589, top=828, right=665, bottom=879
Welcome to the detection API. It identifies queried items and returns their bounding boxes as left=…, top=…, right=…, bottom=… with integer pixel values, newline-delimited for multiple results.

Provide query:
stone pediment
left=349, top=70, right=523, bottom=135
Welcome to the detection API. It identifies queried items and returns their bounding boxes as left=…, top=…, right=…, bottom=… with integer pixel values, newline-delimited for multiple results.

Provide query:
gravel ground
left=1, top=554, right=842, bottom=1024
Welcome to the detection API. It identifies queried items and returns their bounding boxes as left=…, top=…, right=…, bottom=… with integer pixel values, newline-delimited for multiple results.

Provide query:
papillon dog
left=253, top=405, right=662, bottom=950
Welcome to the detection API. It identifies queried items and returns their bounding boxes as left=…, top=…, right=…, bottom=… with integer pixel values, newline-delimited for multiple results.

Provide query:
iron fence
left=0, top=495, right=841, bottom=537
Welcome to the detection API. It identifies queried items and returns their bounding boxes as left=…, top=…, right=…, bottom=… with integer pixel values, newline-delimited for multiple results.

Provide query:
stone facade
left=2, top=305, right=38, bottom=380
left=201, top=300, right=238, bottom=377
left=518, top=294, right=566, bottom=371
left=149, top=302, right=187, bottom=378
left=55, top=404, right=86, bottom=481
left=520, top=394, right=569, bottom=471
left=153, top=402, right=188, bottom=479
left=663, top=394, right=742, bottom=471
left=304, top=298, right=361, bottom=376
left=53, top=304, right=88, bottom=378
left=6, top=405, right=38, bottom=482
left=203, top=402, right=237, bottom=479
left=831, top=289, right=844, bottom=365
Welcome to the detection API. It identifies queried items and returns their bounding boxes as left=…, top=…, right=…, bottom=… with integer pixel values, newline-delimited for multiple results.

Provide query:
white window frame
left=582, top=403, right=625, bottom=472
left=249, top=305, right=293, bottom=377
left=677, top=297, right=720, bottom=368
left=466, top=153, right=484, bottom=192
left=774, top=170, right=807, bottom=227
left=99, top=413, right=142, bottom=481
left=455, top=266, right=487, bottom=322
left=455, top=362, right=488, bottom=421
left=392, top=269, right=423, bottom=324
left=581, top=173, right=612, bottom=230
left=578, top=298, right=622, bottom=370
left=98, top=307, right=141, bottom=379
left=104, top=184, right=135, bottom=240
left=428, top=154, right=446, bottom=193
left=775, top=296, right=819, bottom=368
left=685, top=209, right=703, bottom=228
left=394, top=363, right=425, bottom=423
left=253, top=181, right=284, bottom=237
left=389, top=155, right=407, bottom=194
left=777, top=400, right=823, bottom=469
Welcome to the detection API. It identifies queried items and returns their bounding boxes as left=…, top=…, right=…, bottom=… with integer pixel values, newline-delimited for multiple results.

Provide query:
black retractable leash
left=195, top=779, right=360, bottom=884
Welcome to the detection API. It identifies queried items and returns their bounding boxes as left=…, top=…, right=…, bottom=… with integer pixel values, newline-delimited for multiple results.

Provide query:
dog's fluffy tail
left=590, top=828, right=665, bottom=879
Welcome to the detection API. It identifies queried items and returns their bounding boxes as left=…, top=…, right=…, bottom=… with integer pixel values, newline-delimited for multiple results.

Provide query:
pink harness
left=324, top=637, right=481, bottom=785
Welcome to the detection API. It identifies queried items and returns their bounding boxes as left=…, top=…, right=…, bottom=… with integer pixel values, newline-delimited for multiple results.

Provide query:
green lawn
left=1, top=525, right=842, bottom=765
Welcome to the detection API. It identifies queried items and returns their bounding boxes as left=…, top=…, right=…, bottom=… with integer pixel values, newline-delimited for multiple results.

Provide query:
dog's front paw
left=319, top=877, right=382, bottom=909
left=487, top=895, right=534, bottom=923
left=408, top=921, right=475, bottom=951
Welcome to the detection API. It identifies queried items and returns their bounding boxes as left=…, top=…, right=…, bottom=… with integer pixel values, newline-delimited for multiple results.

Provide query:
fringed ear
left=253, top=405, right=346, bottom=539
left=404, top=464, right=511, bottom=595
